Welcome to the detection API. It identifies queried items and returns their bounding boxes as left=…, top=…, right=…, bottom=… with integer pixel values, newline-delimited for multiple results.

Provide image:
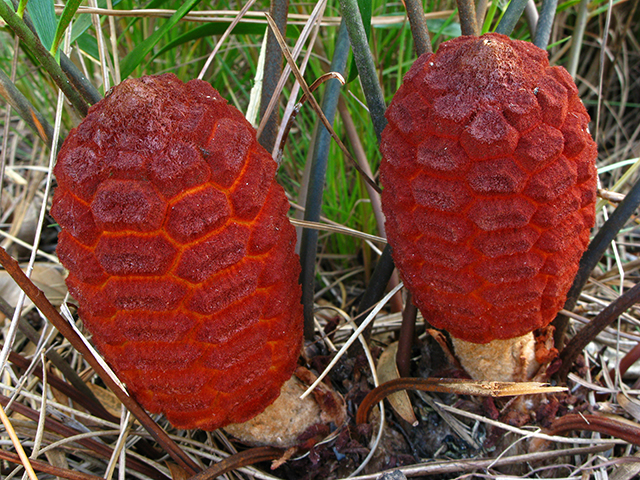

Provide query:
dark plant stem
left=258, top=0, right=289, bottom=152
left=0, top=68, right=62, bottom=149
left=405, top=0, right=432, bottom=56
left=457, top=0, right=480, bottom=36
left=299, top=22, right=350, bottom=340
left=553, top=176, right=640, bottom=346
left=494, top=0, right=529, bottom=36
left=338, top=98, right=403, bottom=313
left=355, top=245, right=396, bottom=336
left=0, top=247, right=200, bottom=475
left=396, top=293, right=417, bottom=377
left=338, top=0, right=395, bottom=335
left=533, top=0, right=558, bottom=50
left=60, top=53, right=102, bottom=105
left=338, top=0, right=387, bottom=141
left=0, top=1, right=89, bottom=116
left=557, top=281, right=640, bottom=380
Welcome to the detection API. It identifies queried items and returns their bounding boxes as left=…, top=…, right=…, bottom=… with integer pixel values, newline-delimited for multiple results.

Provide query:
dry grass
left=1, top=0, right=640, bottom=479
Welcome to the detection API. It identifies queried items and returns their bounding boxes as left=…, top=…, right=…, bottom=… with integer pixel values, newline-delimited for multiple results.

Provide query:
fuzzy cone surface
left=380, top=34, right=598, bottom=344
left=50, top=73, right=303, bottom=430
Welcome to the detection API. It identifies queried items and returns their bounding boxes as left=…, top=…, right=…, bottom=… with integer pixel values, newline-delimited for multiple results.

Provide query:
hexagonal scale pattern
left=380, top=34, right=598, bottom=344
left=51, top=73, right=303, bottom=430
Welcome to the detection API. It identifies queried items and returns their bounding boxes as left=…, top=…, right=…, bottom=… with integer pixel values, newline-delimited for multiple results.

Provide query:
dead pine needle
left=0, top=402, right=38, bottom=480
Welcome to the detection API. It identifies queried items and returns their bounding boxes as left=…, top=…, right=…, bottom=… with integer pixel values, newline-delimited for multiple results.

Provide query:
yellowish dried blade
left=377, top=342, right=418, bottom=426
left=435, top=379, right=567, bottom=397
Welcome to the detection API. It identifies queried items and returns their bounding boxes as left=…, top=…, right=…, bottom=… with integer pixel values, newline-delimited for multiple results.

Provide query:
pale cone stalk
left=451, top=333, right=540, bottom=382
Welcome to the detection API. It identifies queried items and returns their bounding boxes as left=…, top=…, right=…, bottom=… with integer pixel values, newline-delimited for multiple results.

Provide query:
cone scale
left=380, top=34, right=597, bottom=372
left=51, top=74, right=303, bottom=430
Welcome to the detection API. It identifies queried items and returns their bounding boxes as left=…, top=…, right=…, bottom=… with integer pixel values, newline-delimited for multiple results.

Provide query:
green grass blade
left=26, top=0, right=55, bottom=50
left=75, top=31, right=100, bottom=60
left=50, top=0, right=81, bottom=53
left=16, top=0, right=26, bottom=17
left=152, top=22, right=267, bottom=60
left=0, top=66, right=61, bottom=148
left=119, top=0, right=203, bottom=79
left=482, top=0, right=501, bottom=33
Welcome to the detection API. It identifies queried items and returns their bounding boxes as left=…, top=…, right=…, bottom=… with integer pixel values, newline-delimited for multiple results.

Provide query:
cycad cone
left=380, top=34, right=597, bottom=381
left=51, top=74, right=303, bottom=430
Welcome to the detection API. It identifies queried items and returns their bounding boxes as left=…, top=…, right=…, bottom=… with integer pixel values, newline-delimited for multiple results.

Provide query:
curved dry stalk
left=275, top=71, right=346, bottom=163
left=255, top=0, right=327, bottom=141
left=356, top=378, right=565, bottom=424
left=264, top=13, right=380, bottom=194
left=547, top=413, right=640, bottom=445
left=186, top=447, right=284, bottom=480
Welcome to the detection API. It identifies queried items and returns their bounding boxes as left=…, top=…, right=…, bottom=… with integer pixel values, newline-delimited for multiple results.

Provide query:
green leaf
left=27, top=0, right=56, bottom=50
left=69, top=0, right=122, bottom=44
left=428, top=18, right=461, bottom=41
left=76, top=31, right=100, bottom=59
left=346, top=0, right=372, bottom=83
left=151, top=22, right=268, bottom=60
left=119, top=0, right=203, bottom=79
left=50, top=0, right=81, bottom=53
left=16, top=0, right=27, bottom=17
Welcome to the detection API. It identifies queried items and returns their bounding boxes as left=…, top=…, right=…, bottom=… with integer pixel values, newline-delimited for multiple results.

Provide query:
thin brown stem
left=264, top=13, right=382, bottom=195
left=404, top=0, right=432, bottom=56
left=0, top=246, right=200, bottom=475
left=0, top=449, right=102, bottom=480
left=547, top=414, right=640, bottom=446
left=614, top=341, right=640, bottom=379
left=456, top=0, right=480, bottom=36
left=186, top=447, right=284, bottom=480
left=0, top=296, right=116, bottom=422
